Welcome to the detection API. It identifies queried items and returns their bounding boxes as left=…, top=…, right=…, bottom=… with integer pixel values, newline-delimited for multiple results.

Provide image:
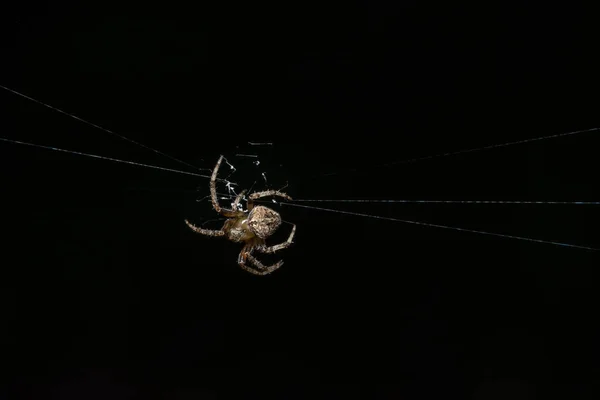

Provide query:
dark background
left=1, top=3, right=599, bottom=399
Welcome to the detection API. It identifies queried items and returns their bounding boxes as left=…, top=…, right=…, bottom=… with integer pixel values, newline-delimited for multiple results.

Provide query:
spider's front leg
left=184, top=219, right=225, bottom=237
left=210, top=155, right=240, bottom=217
left=231, top=190, right=247, bottom=211
left=238, top=244, right=283, bottom=276
left=247, top=190, right=292, bottom=210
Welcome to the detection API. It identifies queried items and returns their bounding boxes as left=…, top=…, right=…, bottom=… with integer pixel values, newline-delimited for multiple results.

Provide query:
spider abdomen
left=248, top=205, right=282, bottom=239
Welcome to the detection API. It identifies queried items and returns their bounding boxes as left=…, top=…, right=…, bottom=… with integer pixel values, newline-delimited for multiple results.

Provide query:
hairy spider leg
left=184, top=219, right=225, bottom=237
left=247, top=190, right=293, bottom=210
left=210, top=155, right=240, bottom=217
left=258, top=223, right=297, bottom=253
left=231, top=189, right=247, bottom=211
left=238, top=243, right=284, bottom=275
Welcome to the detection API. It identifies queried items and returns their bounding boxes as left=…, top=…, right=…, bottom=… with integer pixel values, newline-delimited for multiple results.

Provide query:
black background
left=1, top=3, right=599, bottom=399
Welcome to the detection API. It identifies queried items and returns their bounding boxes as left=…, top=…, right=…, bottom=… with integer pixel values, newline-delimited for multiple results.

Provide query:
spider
left=185, top=155, right=296, bottom=276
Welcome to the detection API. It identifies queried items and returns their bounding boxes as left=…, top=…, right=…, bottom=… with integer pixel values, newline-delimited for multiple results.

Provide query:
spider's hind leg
left=238, top=244, right=283, bottom=276
left=258, top=223, right=296, bottom=253
left=247, top=253, right=284, bottom=275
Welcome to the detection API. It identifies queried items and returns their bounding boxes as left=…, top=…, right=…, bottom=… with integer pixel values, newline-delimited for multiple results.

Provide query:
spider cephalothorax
left=185, top=155, right=296, bottom=275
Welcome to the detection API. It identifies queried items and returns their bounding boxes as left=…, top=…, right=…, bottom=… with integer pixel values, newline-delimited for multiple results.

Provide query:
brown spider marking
left=185, top=155, right=296, bottom=275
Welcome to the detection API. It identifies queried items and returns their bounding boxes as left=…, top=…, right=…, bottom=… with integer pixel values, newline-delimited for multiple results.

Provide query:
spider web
left=181, top=128, right=600, bottom=253
left=1, top=83, right=599, bottom=254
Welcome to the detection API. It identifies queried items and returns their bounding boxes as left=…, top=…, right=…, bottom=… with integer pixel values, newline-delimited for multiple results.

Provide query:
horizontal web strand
left=294, top=199, right=600, bottom=205
left=0, top=84, right=202, bottom=171
left=0, top=136, right=228, bottom=181
left=319, top=127, right=599, bottom=178
left=283, top=202, right=598, bottom=251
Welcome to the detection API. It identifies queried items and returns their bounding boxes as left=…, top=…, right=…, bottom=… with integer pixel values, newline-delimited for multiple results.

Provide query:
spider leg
left=247, top=254, right=284, bottom=275
left=231, top=189, right=247, bottom=211
left=258, top=223, right=296, bottom=253
left=184, top=219, right=225, bottom=237
left=237, top=244, right=261, bottom=274
left=247, top=190, right=292, bottom=210
left=210, top=155, right=241, bottom=217
left=238, top=244, right=283, bottom=276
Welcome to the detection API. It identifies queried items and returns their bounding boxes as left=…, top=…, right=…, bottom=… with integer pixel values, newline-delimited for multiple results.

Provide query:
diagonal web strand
left=0, top=84, right=203, bottom=172
left=0, top=136, right=232, bottom=181
left=317, top=127, right=599, bottom=179
left=283, top=202, right=598, bottom=251
left=294, top=199, right=600, bottom=205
